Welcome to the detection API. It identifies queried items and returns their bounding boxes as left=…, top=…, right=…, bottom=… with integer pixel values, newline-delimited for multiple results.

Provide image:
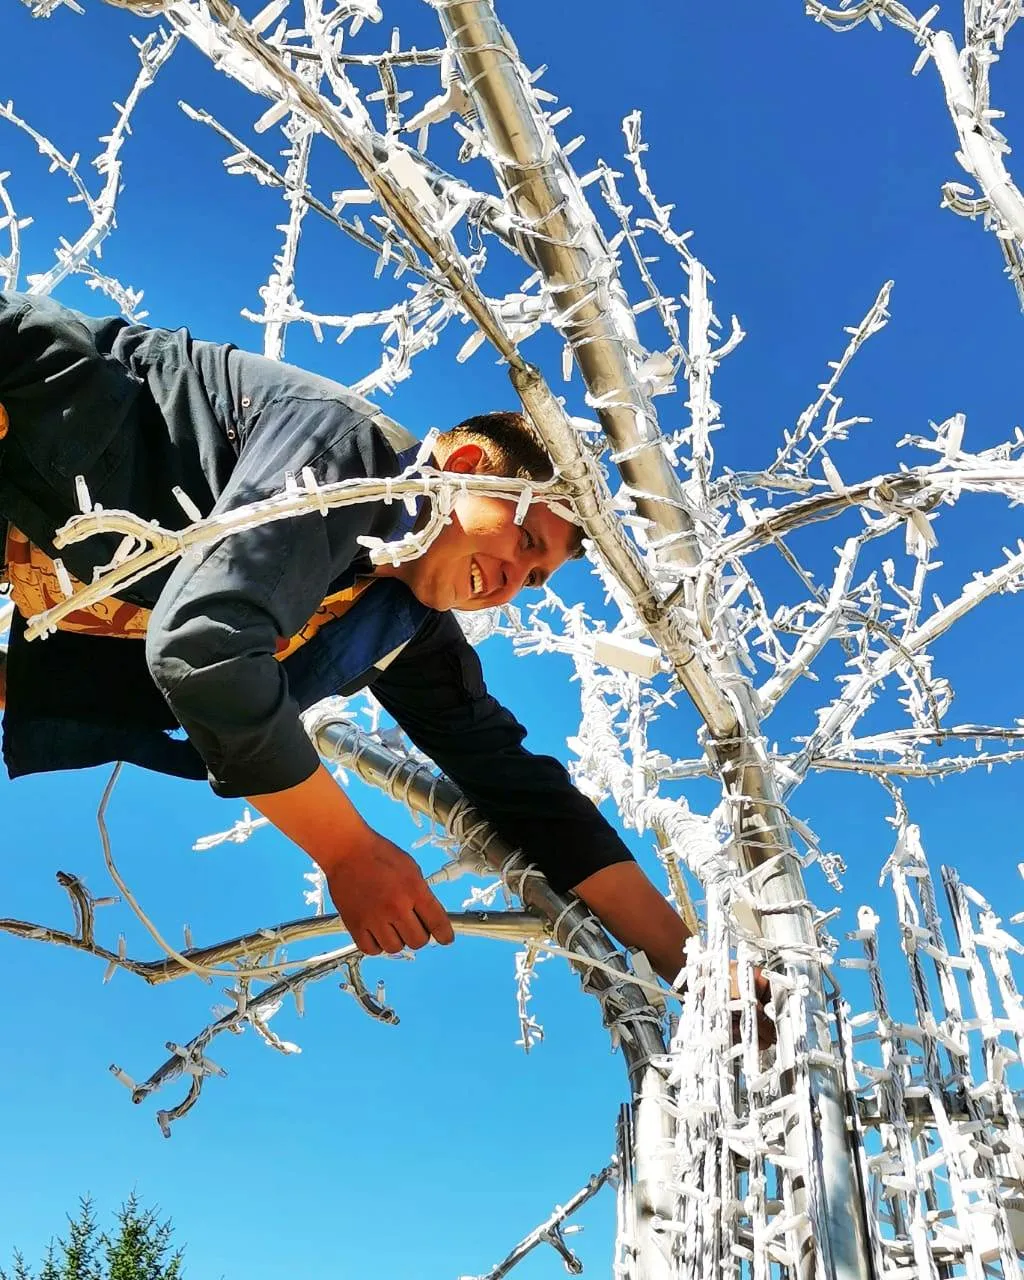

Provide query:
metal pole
left=313, top=717, right=674, bottom=1280
left=432, top=5, right=872, bottom=1276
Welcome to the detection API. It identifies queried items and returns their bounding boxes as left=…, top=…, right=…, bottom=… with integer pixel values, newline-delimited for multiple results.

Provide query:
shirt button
left=227, top=427, right=237, bottom=441
left=241, top=396, right=251, bottom=408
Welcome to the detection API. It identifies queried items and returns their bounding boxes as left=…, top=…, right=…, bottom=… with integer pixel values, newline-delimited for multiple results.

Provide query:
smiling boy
left=0, top=290, right=692, bottom=980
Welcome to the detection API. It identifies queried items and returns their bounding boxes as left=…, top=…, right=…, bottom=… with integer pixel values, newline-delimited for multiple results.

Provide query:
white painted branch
left=0, top=100, right=93, bottom=207
left=757, top=536, right=861, bottom=715
left=788, top=543, right=1024, bottom=786
left=24, top=467, right=567, bottom=640
left=257, top=96, right=316, bottom=360
left=24, top=32, right=177, bottom=295
left=0, top=172, right=30, bottom=290
left=806, top=3, right=1024, bottom=304
left=929, top=28, right=1024, bottom=298
left=694, top=460, right=1024, bottom=636
left=770, top=282, right=891, bottom=479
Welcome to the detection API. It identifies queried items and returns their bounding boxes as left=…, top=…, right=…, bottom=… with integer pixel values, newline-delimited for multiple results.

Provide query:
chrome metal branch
left=463, top=1159, right=616, bottom=1280
left=0, top=900, right=547, bottom=986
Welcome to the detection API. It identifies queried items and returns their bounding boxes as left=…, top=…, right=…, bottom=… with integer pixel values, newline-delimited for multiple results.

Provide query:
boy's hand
left=730, top=961, right=776, bottom=1050
left=323, top=830, right=455, bottom=956
left=248, top=764, right=455, bottom=956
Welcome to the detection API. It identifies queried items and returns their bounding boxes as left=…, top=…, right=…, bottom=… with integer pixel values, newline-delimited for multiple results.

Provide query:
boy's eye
left=520, top=527, right=535, bottom=552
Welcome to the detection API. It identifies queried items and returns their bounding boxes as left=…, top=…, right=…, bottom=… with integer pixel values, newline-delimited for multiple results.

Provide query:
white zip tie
left=172, top=486, right=204, bottom=522
left=74, top=474, right=93, bottom=513
left=52, top=557, right=74, bottom=599
left=301, top=466, right=328, bottom=516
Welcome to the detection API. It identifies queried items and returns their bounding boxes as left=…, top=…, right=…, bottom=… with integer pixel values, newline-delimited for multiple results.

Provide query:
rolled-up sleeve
left=371, top=613, right=635, bottom=894
left=146, top=404, right=399, bottom=797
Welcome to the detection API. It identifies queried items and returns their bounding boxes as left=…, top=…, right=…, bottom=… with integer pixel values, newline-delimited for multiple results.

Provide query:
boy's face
left=382, top=445, right=578, bottom=612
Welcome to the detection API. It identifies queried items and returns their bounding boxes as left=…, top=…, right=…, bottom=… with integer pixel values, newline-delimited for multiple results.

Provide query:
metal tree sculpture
left=2, top=1, right=1024, bottom=1278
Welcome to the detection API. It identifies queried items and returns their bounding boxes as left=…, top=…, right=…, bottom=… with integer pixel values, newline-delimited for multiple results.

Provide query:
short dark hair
left=438, top=410, right=554, bottom=481
left=437, top=410, right=585, bottom=559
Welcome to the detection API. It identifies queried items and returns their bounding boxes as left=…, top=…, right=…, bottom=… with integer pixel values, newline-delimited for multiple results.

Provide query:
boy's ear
left=440, top=442, right=488, bottom=474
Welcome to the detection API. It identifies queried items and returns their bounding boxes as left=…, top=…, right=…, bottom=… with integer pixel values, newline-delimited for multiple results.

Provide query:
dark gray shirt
left=0, top=291, right=635, bottom=892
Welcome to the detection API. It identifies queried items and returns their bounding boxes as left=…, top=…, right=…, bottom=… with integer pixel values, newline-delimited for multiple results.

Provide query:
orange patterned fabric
left=5, top=525, right=152, bottom=639
left=4, top=522, right=374, bottom=659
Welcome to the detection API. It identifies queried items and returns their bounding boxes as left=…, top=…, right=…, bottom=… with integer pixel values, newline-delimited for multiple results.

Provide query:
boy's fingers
left=356, top=929, right=382, bottom=957
left=417, top=892, right=455, bottom=945
left=372, top=924, right=405, bottom=956
left=396, top=911, right=429, bottom=951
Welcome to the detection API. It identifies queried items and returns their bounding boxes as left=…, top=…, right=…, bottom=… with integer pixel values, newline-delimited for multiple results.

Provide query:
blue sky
left=2, top=2, right=1023, bottom=1276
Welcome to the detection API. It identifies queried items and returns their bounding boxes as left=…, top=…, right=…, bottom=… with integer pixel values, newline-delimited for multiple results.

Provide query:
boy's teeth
left=471, top=562, right=482, bottom=594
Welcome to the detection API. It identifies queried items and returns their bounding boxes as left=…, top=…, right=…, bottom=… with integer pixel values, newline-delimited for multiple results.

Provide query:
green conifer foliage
left=1, top=1197, right=184, bottom=1280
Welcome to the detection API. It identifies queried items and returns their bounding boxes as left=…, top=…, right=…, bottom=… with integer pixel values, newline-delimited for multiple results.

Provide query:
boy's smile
left=376, top=444, right=578, bottom=611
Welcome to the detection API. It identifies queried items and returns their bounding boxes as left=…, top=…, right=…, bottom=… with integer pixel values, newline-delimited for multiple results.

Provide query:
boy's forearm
left=573, top=861, right=692, bottom=986
left=248, top=763, right=373, bottom=871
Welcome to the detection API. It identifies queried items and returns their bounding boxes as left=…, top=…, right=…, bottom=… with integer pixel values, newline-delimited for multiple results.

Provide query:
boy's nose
left=489, top=560, right=527, bottom=605
left=508, top=557, right=536, bottom=599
